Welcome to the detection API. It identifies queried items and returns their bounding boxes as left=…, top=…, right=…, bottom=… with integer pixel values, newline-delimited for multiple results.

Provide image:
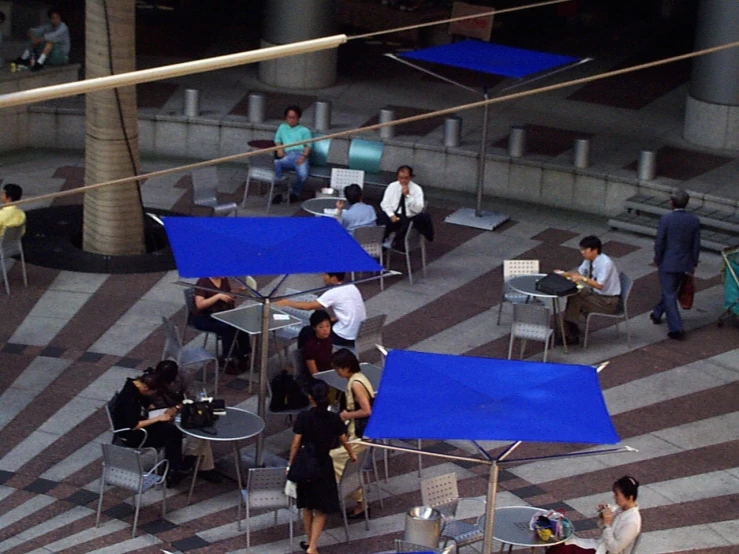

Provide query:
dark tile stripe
left=640, top=494, right=739, bottom=533
left=49, top=272, right=167, bottom=351
left=0, top=265, right=61, bottom=345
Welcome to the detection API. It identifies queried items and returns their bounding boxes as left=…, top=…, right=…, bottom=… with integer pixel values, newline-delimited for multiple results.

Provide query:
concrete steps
left=609, top=194, right=739, bottom=253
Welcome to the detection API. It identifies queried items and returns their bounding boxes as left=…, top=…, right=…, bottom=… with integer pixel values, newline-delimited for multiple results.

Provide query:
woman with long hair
left=288, top=380, right=356, bottom=554
left=548, top=476, right=641, bottom=554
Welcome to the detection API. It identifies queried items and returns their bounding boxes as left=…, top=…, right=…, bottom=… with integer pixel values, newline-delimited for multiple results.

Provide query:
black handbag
left=180, top=400, right=218, bottom=430
left=350, top=381, right=374, bottom=438
left=287, top=443, right=321, bottom=483
left=535, top=273, right=578, bottom=296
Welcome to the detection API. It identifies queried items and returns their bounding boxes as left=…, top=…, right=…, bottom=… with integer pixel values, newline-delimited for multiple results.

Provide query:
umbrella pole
left=255, top=298, right=271, bottom=467
left=482, top=460, right=499, bottom=554
left=476, top=93, right=490, bottom=217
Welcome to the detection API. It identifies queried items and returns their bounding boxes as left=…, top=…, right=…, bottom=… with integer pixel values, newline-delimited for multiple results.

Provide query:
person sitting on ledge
left=0, top=184, right=26, bottom=236
left=335, top=184, right=376, bottom=233
left=15, top=7, right=70, bottom=72
left=273, top=105, right=311, bottom=204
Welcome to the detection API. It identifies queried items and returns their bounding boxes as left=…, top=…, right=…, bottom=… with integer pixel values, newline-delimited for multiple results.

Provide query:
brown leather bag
left=678, top=273, right=695, bottom=310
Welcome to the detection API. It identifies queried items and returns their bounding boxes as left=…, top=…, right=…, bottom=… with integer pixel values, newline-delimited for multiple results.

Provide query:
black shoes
left=31, top=63, right=44, bottom=72
left=346, top=507, right=370, bottom=519
left=15, top=57, right=30, bottom=66
left=649, top=313, right=663, bottom=325
left=300, top=541, right=309, bottom=551
left=667, top=331, right=685, bottom=340
left=167, top=468, right=192, bottom=487
left=289, top=193, right=299, bottom=204
left=198, top=470, right=222, bottom=483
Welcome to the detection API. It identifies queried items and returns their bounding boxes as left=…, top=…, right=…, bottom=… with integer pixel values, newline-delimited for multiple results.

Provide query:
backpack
left=270, top=370, right=309, bottom=411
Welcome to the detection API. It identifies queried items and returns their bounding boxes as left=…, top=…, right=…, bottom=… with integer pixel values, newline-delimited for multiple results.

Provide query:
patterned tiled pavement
left=0, top=152, right=737, bottom=554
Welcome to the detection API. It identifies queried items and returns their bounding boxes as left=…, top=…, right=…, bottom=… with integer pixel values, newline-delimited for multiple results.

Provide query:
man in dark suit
left=650, top=189, right=701, bottom=340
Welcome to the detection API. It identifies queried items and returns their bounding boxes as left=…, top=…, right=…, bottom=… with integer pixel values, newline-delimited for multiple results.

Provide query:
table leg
left=552, top=297, right=568, bottom=354
left=186, top=454, right=203, bottom=506
left=233, top=441, right=244, bottom=491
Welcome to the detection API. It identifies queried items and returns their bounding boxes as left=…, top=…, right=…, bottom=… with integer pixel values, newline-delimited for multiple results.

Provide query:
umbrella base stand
left=444, top=207, right=510, bottom=231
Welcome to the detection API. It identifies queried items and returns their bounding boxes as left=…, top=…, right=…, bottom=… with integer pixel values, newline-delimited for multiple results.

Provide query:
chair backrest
left=420, top=472, right=460, bottom=517
left=330, top=168, right=365, bottom=197
left=359, top=362, right=383, bottom=391
left=183, top=288, right=197, bottom=325
left=310, top=134, right=331, bottom=167
left=338, top=448, right=369, bottom=497
left=355, top=314, right=387, bottom=358
left=349, top=138, right=384, bottom=174
left=245, top=467, right=290, bottom=509
left=191, top=167, right=219, bottom=204
left=618, top=272, right=633, bottom=315
left=161, top=316, right=183, bottom=361
left=101, top=443, right=145, bottom=491
left=512, top=303, right=551, bottom=341
left=352, top=225, right=385, bottom=260
left=1, top=225, right=24, bottom=256
left=279, top=289, right=316, bottom=323
left=105, top=392, right=119, bottom=433
left=395, top=540, right=441, bottom=554
left=503, top=259, right=540, bottom=280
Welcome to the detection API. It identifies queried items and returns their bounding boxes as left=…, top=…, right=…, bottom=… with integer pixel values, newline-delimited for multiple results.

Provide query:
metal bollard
left=379, top=108, right=395, bottom=139
left=638, top=150, right=657, bottom=181
left=443, top=116, right=462, bottom=148
left=184, top=89, right=200, bottom=118
left=508, top=126, right=526, bottom=158
left=404, top=507, right=442, bottom=548
left=248, top=93, right=266, bottom=123
left=313, top=100, right=331, bottom=131
left=573, top=138, right=591, bottom=169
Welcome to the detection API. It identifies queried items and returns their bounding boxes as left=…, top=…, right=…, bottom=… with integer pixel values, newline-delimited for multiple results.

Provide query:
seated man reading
left=378, top=165, right=424, bottom=249
left=16, top=7, right=70, bottom=71
left=557, top=235, right=621, bottom=345
left=336, top=184, right=376, bottom=233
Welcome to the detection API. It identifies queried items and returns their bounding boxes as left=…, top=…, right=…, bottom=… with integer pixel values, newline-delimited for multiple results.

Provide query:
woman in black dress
left=288, top=381, right=356, bottom=554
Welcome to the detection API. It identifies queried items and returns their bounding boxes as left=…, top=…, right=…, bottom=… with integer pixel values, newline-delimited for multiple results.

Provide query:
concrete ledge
left=23, top=107, right=739, bottom=219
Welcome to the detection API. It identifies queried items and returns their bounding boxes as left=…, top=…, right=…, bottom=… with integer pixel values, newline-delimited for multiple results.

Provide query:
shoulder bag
left=287, top=442, right=321, bottom=484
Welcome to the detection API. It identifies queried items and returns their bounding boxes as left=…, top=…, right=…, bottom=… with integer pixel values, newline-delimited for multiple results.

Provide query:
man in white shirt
left=276, top=272, right=366, bottom=346
left=379, top=165, right=424, bottom=249
left=557, top=235, right=621, bottom=345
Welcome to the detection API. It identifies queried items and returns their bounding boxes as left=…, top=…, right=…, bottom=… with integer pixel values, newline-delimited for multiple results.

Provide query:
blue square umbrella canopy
left=365, top=350, right=619, bottom=445
left=163, top=216, right=384, bottom=279
left=400, top=39, right=580, bottom=79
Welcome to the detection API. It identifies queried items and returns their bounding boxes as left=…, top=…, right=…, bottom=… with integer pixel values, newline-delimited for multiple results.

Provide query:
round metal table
left=480, top=506, right=574, bottom=552
left=301, top=197, right=340, bottom=217
left=508, top=273, right=580, bottom=353
left=176, top=407, right=264, bottom=504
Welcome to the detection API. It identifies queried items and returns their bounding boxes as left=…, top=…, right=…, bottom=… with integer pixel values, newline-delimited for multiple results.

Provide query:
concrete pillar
left=184, top=89, right=199, bottom=117
left=508, top=126, right=526, bottom=158
left=573, top=138, right=590, bottom=169
left=379, top=108, right=395, bottom=139
left=682, top=0, right=739, bottom=149
left=638, top=150, right=657, bottom=181
left=248, top=93, right=266, bottom=123
left=259, top=0, right=338, bottom=89
left=443, top=117, right=462, bottom=147
left=313, top=100, right=331, bottom=131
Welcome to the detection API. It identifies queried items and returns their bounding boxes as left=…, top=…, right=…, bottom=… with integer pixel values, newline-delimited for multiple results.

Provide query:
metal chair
left=583, top=272, right=633, bottom=349
left=191, top=167, right=238, bottom=216
left=351, top=225, right=386, bottom=290
left=182, top=288, right=221, bottom=358
left=95, top=443, right=169, bottom=538
left=386, top=221, right=427, bottom=285
left=0, top=225, right=27, bottom=295
left=330, top=168, right=365, bottom=197
left=238, top=467, right=294, bottom=550
left=105, top=392, right=148, bottom=448
left=338, top=448, right=371, bottom=542
left=354, top=314, right=387, bottom=362
left=160, top=316, right=220, bottom=394
left=497, top=259, right=540, bottom=325
left=243, top=153, right=278, bottom=212
left=361, top=446, right=385, bottom=509
left=420, top=472, right=484, bottom=553
left=507, top=303, right=554, bottom=362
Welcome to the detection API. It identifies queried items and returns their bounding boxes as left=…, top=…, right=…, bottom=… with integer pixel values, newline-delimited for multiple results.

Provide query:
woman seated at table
left=289, top=380, right=356, bottom=554
left=111, top=366, right=190, bottom=486
left=329, top=348, right=374, bottom=519
left=296, top=310, right=333, bottom=384
left=145, top=360, right=220, bottom=483
left=193, top=276, right=251, bottom=375
left=548, top=476, right=641, bottom=554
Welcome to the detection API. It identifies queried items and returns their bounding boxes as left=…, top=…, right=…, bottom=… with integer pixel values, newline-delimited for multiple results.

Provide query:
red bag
left=678, top=273, right=695, bottom=310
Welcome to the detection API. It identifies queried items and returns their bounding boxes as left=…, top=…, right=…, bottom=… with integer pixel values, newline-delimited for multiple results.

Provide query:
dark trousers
left=377, top=212, right=420, bottom=246
left=192, top=314, right=251, bottom=358
left=330, top=329, right=355, bottom=347
left=124, top=422, right=184, bottom=471
left=547, top=545, right=595, bottom=554
left=653, top=269, right=684, bottom=333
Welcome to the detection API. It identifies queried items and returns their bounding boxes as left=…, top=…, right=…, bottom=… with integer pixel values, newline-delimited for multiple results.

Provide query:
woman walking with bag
left=288, top=380, right=356, bottom=554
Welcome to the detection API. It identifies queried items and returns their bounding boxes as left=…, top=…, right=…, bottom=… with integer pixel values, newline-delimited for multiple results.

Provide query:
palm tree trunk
left=83, top=0, right=145, bottom=255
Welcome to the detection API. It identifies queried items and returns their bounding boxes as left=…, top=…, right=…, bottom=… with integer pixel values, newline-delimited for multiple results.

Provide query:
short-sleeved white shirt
left=577, top=253, right=620, bottom=296
left=317, top=283, right=366, bottom=340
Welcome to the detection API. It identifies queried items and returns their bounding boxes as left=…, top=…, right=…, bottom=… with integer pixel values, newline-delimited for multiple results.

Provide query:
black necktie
left=396, top=194, right=407, bottom=218
left=588, top=261, right=594, bottom=279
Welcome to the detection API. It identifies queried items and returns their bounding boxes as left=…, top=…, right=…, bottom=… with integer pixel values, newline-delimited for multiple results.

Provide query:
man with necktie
left=557, top=235, right=621, bottom=345
left=378, top=165, right=425, bottom=250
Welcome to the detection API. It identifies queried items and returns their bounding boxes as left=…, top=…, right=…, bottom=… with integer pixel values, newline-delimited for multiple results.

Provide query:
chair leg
left=340, top=492, right=350, bottom=542
left=186, top=454, right=203, bottom=506
left=624, top=317, right=631, bottom=348
left=420, top=241, right=427, bottom=278
left=161, top=477, right=167, bottom=518
left=417, top=439, right=422, bottom=477
left=507, top=333, right=515, bottom=360
left=242, top=176, right=251, bottom=209
left=19, top=249, right=27, bottom=287
left=249, top=335, right=257, bottom=394
left=583, top=316, right=591, bottom=349
left=95, top=475, right=106, bottom=528
left=265, top=178, right=276, bottom=214
left=406, top=250, right=413, bottom=285
left=497, top=299, right=505, bottom=325
left=132, top=491, right=142, bottom=538
left=543, top=335, right=549, bottom=362
left=246, top=498, right=251, bottom=547
left=1, top=259, right=9, bottom=295
left=520, top=339, right=527, bottom=360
